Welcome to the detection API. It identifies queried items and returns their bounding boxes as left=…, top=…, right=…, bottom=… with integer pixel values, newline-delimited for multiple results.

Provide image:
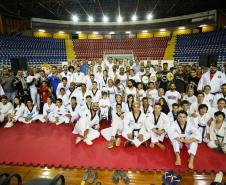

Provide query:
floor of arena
left=0, top=164, right=225, bottom=185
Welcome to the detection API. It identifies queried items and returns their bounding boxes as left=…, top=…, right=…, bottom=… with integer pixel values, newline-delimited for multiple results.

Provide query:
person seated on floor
left=101, top=103, right=125, bottom=148
left=0, top=95, right=14, bottom=126
left=18, top=99, right=40, bottom=124
left=79, top=95, right=92, bottom=115
left=66, top=97, right=80, bottom=124
left=38, top=96, right=56, bottom=123
left=145, top=102, right=170, bottom=150
left=4, top=96, right=25, bottom=128
left=191, top=104, right=211, bottom=142
left=167, top=103, right=179, bottom=123
left=122, top=101, right=150, bottom=147
left=99, top=91, right=111, bottom=120
left=48, top=98, right=70, bottom=125
left=73, top=101, right=100, bottom=145
left=57, top=88, right=70, bottom=107
left=168, top=110, right=202, bottom=169
left=207, top=111, right=226, bottom=153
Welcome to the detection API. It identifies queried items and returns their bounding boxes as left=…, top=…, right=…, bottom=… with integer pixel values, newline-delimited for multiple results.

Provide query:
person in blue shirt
left=80, top=61, right=90, bottom=75
left=46, top=66, right=60, bottom=98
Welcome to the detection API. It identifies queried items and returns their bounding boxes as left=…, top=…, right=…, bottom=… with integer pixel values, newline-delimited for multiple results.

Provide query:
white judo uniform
left=145, top=112, right=170, bottom=143
left=67, top=104, right=80, bottom=123
left=27, top=75, right=39, bottom=105
left=122, top=111, right=150, bottom=147
left=49, top=105, right=70, bottom=124
left=38, top=103, right=56, bottom=123
left=101, top=112, right=125, bottom=141
left=192, top=113, right=211, bottom=142
left=72, top=109, right=100, bottom=141
left=0, top=102, right=14, bottom=122
left=141, top=105, right=153, bottom=117
left=11, top=103, right=25, bottom=121
left=168, top=121, right=202, bottom=156
left=19, top=105, right=40, bottom=124
left=208, top=121, right=226, bottom=152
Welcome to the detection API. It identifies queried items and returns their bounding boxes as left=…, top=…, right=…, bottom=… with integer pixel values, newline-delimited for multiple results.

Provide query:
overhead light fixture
left=131, top=14, right=137, bottom=21
left=147, top=13, right=153, bottom=20
left=125, top=31, right=131, bottom=34
left=160, top=28, right=166, bottom=32
left=58, top=31, right=65, bottom=34
left=102, top=16, right=109, bottom=22
left=109, top=31, right=115, bottom=34
left=178, top=26, right=185, bottom=30
left=38, top=29, right=45, bottom=32
left=199, top=24, right=207, bottom=27
left=88, top=16, right=94, bottom=22
left=93, top=32, right=99, bottom=35
left=76, top=31, right=82, bottom=34
left=142, top=30, right=148, bottom=33
left=72, top=15, right=79, bottom=22
left=117, top=15, right=123, bottom=23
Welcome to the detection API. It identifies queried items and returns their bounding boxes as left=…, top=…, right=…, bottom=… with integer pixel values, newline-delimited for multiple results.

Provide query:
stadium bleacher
left=174, top=30, right=226, bottom=63
left=73, top=37, right=169, bottom=60
left=0, top=35, right=67, bottom=65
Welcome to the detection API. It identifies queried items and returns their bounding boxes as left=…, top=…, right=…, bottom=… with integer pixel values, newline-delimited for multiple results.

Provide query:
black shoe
left=124, top=141, right=134, bottom=147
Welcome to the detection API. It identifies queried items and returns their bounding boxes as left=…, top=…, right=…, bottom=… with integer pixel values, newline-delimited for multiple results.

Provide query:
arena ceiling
left=0, top=0, right=225, bottom=21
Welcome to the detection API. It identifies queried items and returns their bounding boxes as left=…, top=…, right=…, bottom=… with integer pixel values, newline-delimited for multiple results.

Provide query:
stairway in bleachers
left=65, top=39, right=75, bottom=61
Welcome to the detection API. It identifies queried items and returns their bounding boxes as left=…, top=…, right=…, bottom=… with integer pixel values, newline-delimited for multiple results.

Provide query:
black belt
left=198, top=124, right=206, bottom=141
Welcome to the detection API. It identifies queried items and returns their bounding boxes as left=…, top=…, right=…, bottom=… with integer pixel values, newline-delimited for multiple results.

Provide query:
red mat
left=0, top=122, right=226, bottom=172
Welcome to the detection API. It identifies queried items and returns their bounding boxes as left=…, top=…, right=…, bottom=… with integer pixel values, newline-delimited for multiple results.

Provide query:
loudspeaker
left=71, top=33, right=79, bottom=39
left=208, top=55, right=218, bottom=66
left=199, top=54, right=209, bottom=67
left=10, top=57, right=28, bottom=74
left=199, top=54, right=218, bottom=67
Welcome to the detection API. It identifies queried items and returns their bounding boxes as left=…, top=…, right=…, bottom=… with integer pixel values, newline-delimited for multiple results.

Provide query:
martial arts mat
left=0, top=122, right=226, bottom=172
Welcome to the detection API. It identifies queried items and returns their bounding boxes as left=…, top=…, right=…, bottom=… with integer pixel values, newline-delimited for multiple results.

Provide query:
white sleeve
left=197, top=75, right=204, bottom=91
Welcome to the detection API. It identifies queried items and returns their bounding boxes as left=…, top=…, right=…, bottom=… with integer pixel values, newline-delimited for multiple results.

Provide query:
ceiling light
left=102, top=16, right=109, bottom=22
left=178, top=26, right=185, bottom=30
left=117, top=15, right=123, bottom=23
left=72, top=15, right=79, bottom=22
left=76, top=31, right=82, bottom=34
left=88, top=16, right=94, bottom=22
left=147, top=13, right=153, bottom=20
left=125, top=31, right=131, bottom=34
left=93, top=32, right=99, bottom=35
left=142, top=30, right=148, bottom=33
left=160, top=28, right=166, bottom=32
left=58, top=31, right=65, bottom=34
left=109, top=32, right=115, bottom=34
left=131, top=14, right=137, bottom=21
left=38, top=29, right=45, bottom=32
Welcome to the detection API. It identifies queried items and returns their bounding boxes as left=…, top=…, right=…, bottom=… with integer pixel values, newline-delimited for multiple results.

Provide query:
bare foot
left=188, top=156, right=194, bottom=169
left=150, top=143, right=155, bottom=148
left=157, top=142, right=166, bottom=150
left=175, top=155, right=181, bottom=166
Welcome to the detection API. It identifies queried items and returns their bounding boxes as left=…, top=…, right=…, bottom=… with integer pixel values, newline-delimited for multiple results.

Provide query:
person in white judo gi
left=122, top=101, right=150, bottom=147
left=66, top=97, right=80, bottom=123
left=145, top=102, right=170, bottom=150
left=168, top=110, right=202, bottom=169
left=18, top=99, right=40, bottom=124
left=208, top=111, right=226, bottom=153
left=191, top=104, right=211, bottom=142
left=48, top=98, right=70, bottom=125
left=38, top=97, right=55, bottom=123
left=141, top=97, right=153, bottom=117
left=0, top=95, right=14, bottom=124
left=73, top=102, right=100, bottom=145
left=101, top=103, right=125, bottom=148
left=4, top=96, right=25, bottom=128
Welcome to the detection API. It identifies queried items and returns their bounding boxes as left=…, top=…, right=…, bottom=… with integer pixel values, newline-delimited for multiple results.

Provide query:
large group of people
left=0, top=58, right=226, bottom=169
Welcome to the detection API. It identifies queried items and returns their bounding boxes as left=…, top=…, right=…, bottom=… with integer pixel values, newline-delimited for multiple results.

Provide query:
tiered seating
left=0, top=35, right=67, bottom=65
left=73, top=37, right=169, bottom=60
left=174, top=31, right=226, bottom=63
